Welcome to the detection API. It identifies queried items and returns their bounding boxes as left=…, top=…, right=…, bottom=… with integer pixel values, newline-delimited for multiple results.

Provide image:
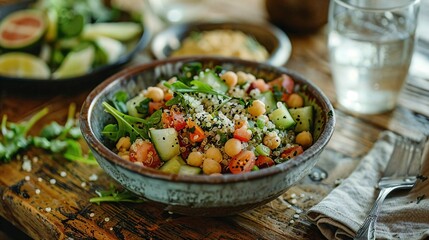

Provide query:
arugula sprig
left=0, top=108, right=49, bottom=162
left=102, top=102, right=162, bottom=142
left=32, top=103, right=97, bottom=165
left=90, top=184, right=145, bottom=204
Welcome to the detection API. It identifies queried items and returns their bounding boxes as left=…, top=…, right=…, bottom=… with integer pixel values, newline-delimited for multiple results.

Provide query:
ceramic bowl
left=150, top=22, right=292, bottom=66
left=80, top=57, right=335, bottom=216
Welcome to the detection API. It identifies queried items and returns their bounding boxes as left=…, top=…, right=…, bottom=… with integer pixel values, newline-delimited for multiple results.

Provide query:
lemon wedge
left=0, top=52, right=50, bottom=78
left=52, top=45, right=94, bottom=79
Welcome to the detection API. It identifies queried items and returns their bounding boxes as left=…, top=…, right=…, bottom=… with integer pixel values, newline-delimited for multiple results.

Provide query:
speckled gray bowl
left=80, top=57, right=335, bottom=217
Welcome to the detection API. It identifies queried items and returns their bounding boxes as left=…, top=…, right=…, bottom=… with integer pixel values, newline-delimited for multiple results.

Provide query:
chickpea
left=263, top=132, right=281, bottom=150
left=145, top=87, right=164, bottom=102
left=237, top=71, right=248, bottom=84
left=202, top=158, right=222, bottom=175
left=205, top=147, right=223, bottom=163
left=116, top=136, right=131, bottom=152
left=224, top=138, right=242, bottom=157
left=295, top=131, right=313, bottom=149
left=187, top=151, right=204, bottom=167
left=248, top=100, right=266, bottom=116
left=221, top=71, right=238, bottom=88
left=286, top=93, right=304, bottom=108
left=118, top=151, right=130, bottom=161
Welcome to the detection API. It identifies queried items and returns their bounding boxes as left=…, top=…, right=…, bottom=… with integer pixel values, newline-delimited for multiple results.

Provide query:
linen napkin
left=307, top=131, right=429, bottom=240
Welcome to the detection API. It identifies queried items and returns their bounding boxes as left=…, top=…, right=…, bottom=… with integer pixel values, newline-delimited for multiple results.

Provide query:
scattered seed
left=49, top=179, right=56, bottom=185
left=291, top=199, right=297, bottom=204
left=300, top=193, right=305, bottom=198
left=38, top=177, right=43, bottom=182
left=35, top=189, right=41, bottom=195
left=89, top=213, right=95, bottom=218
left=89, top=174, right=98, bottom=182
left=289, top=219, right=295, bottom=224
left=105, top=217, right=110, bottom=222
left=290, top=193, right=297, bottom=199
left=60, top=171, right=67, bottom=177
left=24, top=176, right=30, bottom=181
left=81, top=182, right=87, bottom=187
left=45, top=207, right=52, bottom=213
left=293, top=214, right=299, bottom=219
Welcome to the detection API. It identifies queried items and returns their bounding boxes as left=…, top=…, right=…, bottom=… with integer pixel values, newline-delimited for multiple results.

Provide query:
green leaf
left=102, top=102, right=162, bottom=142
left=101, top=124, right=119, bottom=141
left=0, top=108, right=49, bottom=162
left=89, top=185, right=145, bottom=204
left=40, top=122, right=64, bottom=139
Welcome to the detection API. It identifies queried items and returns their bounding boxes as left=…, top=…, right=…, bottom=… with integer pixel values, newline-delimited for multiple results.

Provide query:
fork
left=354, top=136, right=424, bottom=240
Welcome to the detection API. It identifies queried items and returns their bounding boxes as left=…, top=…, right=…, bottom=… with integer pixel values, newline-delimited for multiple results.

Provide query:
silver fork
left=354, top=136, right=424, bottom=240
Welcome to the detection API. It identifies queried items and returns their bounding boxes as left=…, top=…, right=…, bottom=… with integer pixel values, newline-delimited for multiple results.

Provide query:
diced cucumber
left=178, top=165, right=201, bottom=175
left=126, top=95, right=146, bottom=118
left=255, top=91, right=277, bottom=113
left=159, top=155, right=186, bottom=174
left=268, top=102, right=296, bottom=130
left=255, top=144, right=270, bottom=156
left=197, top=71, right=228, bottom=93
left=150, top=128, right=180, bottom=161
left=289, top=106, right=314, bottom=132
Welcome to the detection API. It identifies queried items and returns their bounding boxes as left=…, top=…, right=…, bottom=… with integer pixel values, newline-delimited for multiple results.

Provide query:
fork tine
left=407, top=139, right=424, bottom=176
left=384, top=137, right=407, bottom=177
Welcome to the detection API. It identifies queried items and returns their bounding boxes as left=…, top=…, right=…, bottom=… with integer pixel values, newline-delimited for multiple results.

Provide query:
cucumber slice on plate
left=81, top=22, right=142, bottom=41
left=0, top=52, right=50, bottom=78
left=94, top=36, right=125, bottom=64
left=0, top=9, right=47, bottom=50
left=52, top=45, right=95, bottom=79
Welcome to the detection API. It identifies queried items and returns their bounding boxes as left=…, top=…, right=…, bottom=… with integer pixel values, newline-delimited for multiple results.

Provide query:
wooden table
left=1, top=1, right=429, bottom=239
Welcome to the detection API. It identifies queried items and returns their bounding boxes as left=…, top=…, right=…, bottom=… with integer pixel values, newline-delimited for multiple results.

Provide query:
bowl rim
left=150, top=21, right=292, bottom=67
left=80, top=56, right=335, bottom=184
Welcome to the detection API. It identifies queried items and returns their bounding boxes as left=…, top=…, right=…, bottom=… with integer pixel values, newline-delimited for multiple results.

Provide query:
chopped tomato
left=229, top=150, right=256, bottom=174
left=162, top=111, right=187, bottom=131
left=268, top=74, right=294, bottom=94
left=187, top=120, right=205, bottom=142
left=233, top=124, right=251, bottom=142
left=164, top=92, right=174, bottom=101
left=149, top=101, right=164, bottom=114
left=255, top=156, right=275, bottom=169
left=129, top=140, right=161, bottom=168
left=247, top=79, right=270, bottom=93
left=280, top=145, right=304, bottom=160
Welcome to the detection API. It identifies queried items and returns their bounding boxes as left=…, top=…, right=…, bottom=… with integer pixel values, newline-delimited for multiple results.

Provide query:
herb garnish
left=90, top=184, right=145, bottom=204
left=102, top=102, right=162, bottom=141
left=0, top=108, right=49, bottom=162
left=1, top=104, right=96, bottom=164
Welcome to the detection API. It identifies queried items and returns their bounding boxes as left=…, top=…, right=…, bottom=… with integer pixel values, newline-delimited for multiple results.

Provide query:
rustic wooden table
left=1, top=1, right=429, bottom=239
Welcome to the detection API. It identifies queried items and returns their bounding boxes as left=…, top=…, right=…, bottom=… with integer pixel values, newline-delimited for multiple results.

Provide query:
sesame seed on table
left=1, top=0, right=429, bottom=239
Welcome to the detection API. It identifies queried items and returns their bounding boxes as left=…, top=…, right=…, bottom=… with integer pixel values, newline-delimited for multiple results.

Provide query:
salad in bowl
left=80, top=57, right=335, bottom=216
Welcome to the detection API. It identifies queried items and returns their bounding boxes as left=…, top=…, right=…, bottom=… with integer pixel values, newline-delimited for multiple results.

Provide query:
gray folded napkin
left=307, top=131, right=429, bottom=240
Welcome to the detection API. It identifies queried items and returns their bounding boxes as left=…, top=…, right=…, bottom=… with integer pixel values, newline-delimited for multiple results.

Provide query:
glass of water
left=328, top=0, right=420, bottom=114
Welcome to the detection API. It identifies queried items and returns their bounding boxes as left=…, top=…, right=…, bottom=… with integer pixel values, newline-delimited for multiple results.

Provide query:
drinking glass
left=328, top=0, right=420, bottom=114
